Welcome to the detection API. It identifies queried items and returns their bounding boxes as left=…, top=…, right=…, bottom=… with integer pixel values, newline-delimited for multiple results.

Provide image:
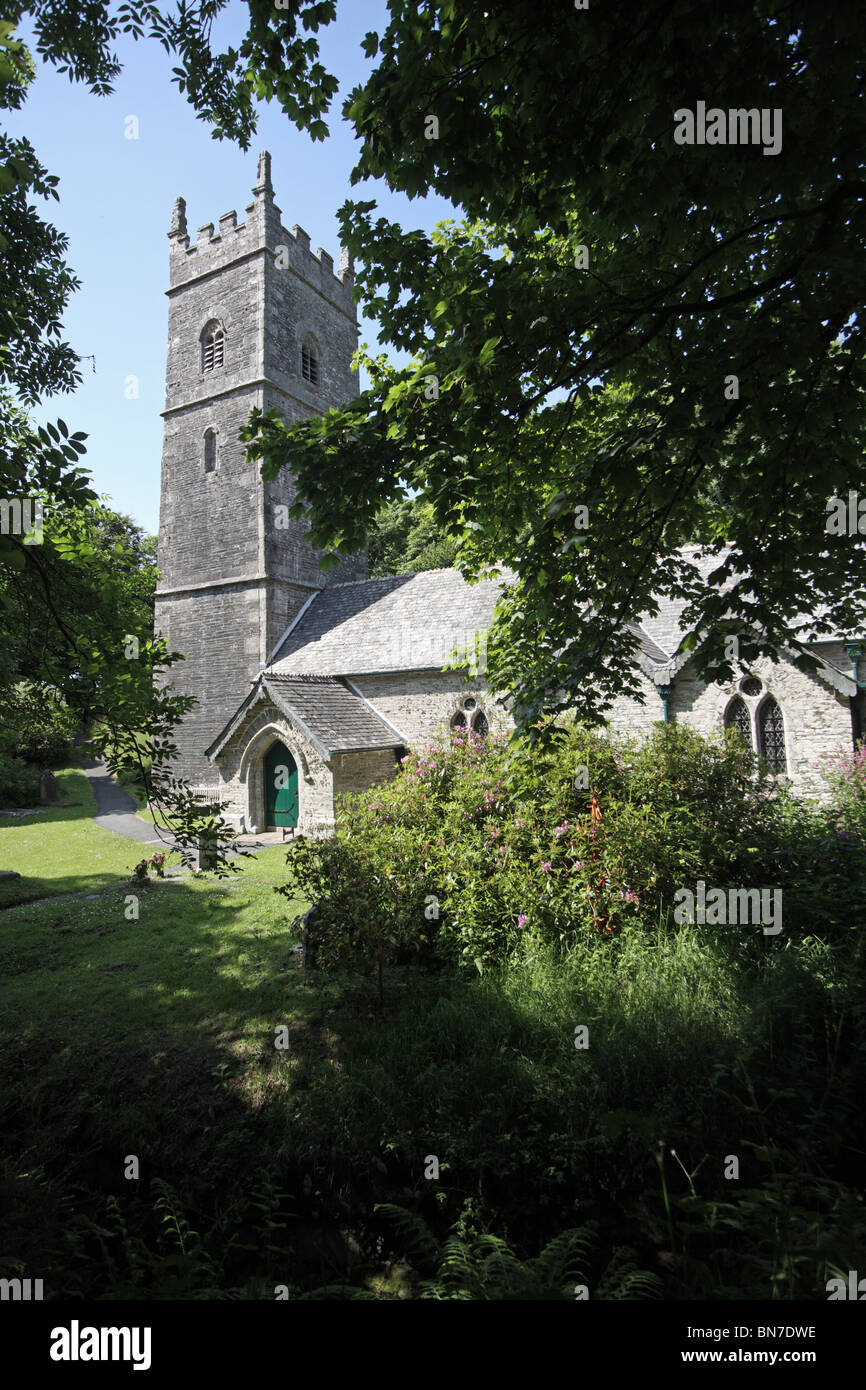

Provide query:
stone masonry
left=154, top=152, right=366, bottom=785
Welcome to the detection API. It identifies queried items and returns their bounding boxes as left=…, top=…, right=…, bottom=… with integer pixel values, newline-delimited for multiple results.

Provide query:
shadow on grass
left=0, top=867, right=862, bottom=1299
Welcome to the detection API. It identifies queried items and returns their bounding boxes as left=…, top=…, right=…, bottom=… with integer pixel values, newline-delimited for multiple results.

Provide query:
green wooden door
left=264, top=742, right=299, bottom=829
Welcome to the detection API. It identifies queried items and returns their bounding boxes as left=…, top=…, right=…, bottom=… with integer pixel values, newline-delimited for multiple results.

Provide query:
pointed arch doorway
left=263, top=741, right=299, bottom=830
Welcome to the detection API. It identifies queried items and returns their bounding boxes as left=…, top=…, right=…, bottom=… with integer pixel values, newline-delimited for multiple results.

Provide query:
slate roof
left=209, top=553, right=864, bottom=766
left=269, top=568, right=505, bottom=676
left=635, top=545, right=866, bottom=660
left=206, top=674, right=403, bottom=760
left=627, top=623, right=671, bottom=664
left=634, top=548, right=733, bottom=660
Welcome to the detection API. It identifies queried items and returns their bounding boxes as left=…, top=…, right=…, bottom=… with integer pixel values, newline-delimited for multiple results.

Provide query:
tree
left=367, top=494, right=458, bottom=577
left=0, top=4, right=244, bottom=868
left=146, top=0, right=865, bottom=733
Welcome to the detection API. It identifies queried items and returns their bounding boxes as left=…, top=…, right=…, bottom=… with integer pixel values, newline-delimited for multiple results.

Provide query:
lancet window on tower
left=201, top=321, right=225, bottom=373
left=204, top=428, right=217, bottom=474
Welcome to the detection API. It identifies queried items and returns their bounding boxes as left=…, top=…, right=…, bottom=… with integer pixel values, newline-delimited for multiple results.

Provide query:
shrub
left=282, top=721, right=858, bottom=979
left=818, top=740, right=866, bottom=845
left=0, top=753, right=41, bottom=808
left=0, top=682, right=78, bottom=767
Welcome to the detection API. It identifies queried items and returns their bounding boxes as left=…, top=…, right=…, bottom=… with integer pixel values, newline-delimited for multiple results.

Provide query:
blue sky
left=6, top=4, right=456, bottom=533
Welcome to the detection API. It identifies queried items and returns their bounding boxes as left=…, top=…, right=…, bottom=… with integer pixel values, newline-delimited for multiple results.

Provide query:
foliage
left=367, top=494, right=459, bottom=577
left=0, top=680, right=78, bottom=767
left=0, top=751, right=38, bottom=807
left=371, top=1205, right=661, bottom=1300
left=283, top=721, right=866, bottom=977
left=818, top=740, right=866, bottom=845
left=2, top=852, right=862, bottom=1299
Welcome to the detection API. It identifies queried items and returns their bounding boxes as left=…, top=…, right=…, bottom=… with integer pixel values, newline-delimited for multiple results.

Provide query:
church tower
left=154, top=152, right=366, bottom=785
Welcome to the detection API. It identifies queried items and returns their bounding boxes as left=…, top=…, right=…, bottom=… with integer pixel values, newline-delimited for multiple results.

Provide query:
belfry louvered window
left=724, top=696, right=752, bottom=747
left=302, top=339, right=319, bottom=385
left=202, top=323, right=224, bottom=373
left=758, top=697, right=787, bottom=774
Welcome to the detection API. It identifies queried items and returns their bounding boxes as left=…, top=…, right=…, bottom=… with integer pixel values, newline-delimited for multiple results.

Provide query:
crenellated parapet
left=167, top=150, right=355, bottom=318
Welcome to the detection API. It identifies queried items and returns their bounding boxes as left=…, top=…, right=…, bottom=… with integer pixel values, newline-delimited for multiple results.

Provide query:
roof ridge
left=326, top=568, right=461, bottom=588
left=264, top=672, right=338, bottom=682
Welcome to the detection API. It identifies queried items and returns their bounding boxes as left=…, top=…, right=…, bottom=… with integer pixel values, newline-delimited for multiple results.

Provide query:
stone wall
left=604, top=654, right=855, bottom=797
left=351, top=670, right=513, bottom=746
left=333, top=749, right=400, bottom=819
left=605, top=668, right=667, bottom=737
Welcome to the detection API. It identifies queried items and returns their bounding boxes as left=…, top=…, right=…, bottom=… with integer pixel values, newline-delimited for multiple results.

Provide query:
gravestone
left=197, top=833, right=220, bottom=872
left=39, top=770, right=58, bottom=804
left=300, top=904, right=320, bottom=970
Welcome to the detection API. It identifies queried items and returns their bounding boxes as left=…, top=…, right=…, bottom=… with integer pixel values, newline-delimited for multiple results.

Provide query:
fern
left=371, top=1205, right=661, bottom=1300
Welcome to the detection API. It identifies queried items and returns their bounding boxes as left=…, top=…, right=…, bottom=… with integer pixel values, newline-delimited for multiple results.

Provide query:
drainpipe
left=656, top=683, right=674, bottom=724
left=845, top=644, right=866, bottom=745
left=845, top=643, right=865, bottom=688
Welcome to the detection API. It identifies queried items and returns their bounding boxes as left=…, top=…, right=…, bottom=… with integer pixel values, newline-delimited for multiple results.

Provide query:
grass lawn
left=0, top=767, right=181, bottom=909
left=0, top=843, right=310, bottom=1044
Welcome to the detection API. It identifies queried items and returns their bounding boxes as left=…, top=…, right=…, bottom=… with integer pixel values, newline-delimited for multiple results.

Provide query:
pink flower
left=541, top=861, right=552, bottom=873
left=517, top=914, right=528, bottom=928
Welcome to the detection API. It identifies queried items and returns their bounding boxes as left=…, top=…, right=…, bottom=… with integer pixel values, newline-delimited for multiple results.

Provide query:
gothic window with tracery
left=724, top=695, right=752, bottom=746
left=758, top=697, right=787, bottom=774
left=452, top=712, right=467, bottom=729
left=202, top=322, right=224, bottom=373
left=472, top=711, right=489, bottom=738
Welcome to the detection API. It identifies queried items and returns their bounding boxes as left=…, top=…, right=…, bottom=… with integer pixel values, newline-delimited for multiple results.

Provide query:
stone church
left=155, top=154, right=866, bottom=834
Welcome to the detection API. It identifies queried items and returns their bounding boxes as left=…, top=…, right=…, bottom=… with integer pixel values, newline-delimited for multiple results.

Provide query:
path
left=79, top=758, right=174, bottom=847
left=79, top=757, right=289, bottom=855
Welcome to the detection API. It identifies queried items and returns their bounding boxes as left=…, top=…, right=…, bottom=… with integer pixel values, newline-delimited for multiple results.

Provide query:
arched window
left=301, top=335, right=320, bottom=386
left=472, top=711, right=489, bottom=738
left=203, top=428, right=217, bottom=473
left=758, top=697, right=787, bottom=774
left=452, top=712, right=467, bottom=729
left=724, top=696, right=752, bottom=747
left=201, top=321, right=224, bottom=373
